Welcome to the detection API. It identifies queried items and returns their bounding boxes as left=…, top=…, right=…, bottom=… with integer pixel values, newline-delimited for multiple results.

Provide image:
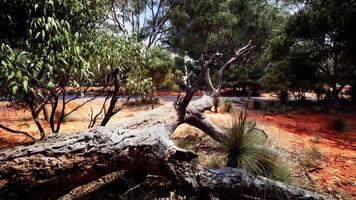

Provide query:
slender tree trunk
left=49, top=94, right=59, bottom=133
left=55, top=90, right=66, bottom=133
left=100, top=69, right=120, bottom=126
left=30, top=109, right=45, bottom=140
left=42, top=106, right=49, bottom=121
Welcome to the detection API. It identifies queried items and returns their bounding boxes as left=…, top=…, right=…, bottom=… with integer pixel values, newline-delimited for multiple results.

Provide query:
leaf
left=47, top=81, right=54, bottom=88
left=42, top=30, right=45, bottom=41
left=23, top=80, right=28, bottom=93
left=12, top=85, right=18, bottom=95
left=59, top=57, right=68, bottom=65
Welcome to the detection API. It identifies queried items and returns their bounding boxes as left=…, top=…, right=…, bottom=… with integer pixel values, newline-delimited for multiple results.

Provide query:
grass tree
left=219, top=110, right=291, bottom=182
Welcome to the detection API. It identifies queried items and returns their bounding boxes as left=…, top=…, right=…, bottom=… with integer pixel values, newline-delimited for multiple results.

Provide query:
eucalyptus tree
left=284, top=0, right=356, bottom=101
left=0, top=0, right=110, bottom=140
left=262, top=0, right=356, bottom=102
left=168, top=0, right=288, bottom=96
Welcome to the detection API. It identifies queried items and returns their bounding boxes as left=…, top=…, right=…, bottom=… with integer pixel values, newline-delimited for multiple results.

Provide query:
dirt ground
left=0, top=98, right=168, bottom=149
left=0, top=98, right=355, bottom=199
left=172, top=106, right=356, bottom=199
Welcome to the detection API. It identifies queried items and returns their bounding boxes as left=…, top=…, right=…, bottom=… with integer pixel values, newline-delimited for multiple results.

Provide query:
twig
left=303, top=166, right=316, bottom=187
left=0, top=124, right=36, bottom=141
left=124, top=183, right=143, bottom=195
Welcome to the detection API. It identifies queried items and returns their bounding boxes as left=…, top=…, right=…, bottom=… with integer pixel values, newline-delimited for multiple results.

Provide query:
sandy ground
left=0, top=98, right=355, bottom=199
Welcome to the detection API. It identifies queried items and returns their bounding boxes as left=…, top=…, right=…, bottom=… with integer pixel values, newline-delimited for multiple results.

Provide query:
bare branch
left=0, top=124, right=36, bottom=142
left=175, top=52, right=222, bottom=117
left=216, top=40, right=254, bottom=94
left=64, top=95, right=99, bottom=118
left=88, top=94, right=111, bottom=128
left=112, top=96, right=131, bottom=115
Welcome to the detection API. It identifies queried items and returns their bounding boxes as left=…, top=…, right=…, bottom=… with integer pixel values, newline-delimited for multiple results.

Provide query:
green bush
left=330, top=118, right=347, bottom=132
left=219, top=111, right=291, bottom=182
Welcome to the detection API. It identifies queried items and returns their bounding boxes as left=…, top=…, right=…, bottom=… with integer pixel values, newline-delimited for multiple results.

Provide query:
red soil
left=249, top=110, right=356, bottom=198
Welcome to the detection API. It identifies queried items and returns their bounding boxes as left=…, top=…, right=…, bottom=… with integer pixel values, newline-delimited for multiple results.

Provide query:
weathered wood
left=171, top=163, right=332, bottom=200
left=58, top=171, right=126, bottom=200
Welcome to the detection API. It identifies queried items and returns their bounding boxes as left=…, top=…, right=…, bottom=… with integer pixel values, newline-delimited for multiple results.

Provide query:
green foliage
left=169, top=0, right=288, bottom=91
left=219, top=111, right=291, bottom=182
left=261, top=29, right=319, bottom=97
left=126, top=77, right=154, bottom=97
left=330, top=118, right=347, bottom=132
left=265, top=0, right=356, bottom=101
left=87, top=30, right=144, bottom=85
left=145, top=47, right=183, bottom=91
left=0, top=0, right=109, bottom=46
left=0, top=0, right=109, bottom=136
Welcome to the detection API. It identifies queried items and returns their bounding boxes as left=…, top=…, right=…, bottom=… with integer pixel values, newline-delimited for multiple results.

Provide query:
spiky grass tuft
left=219, top=111, right=291, bottom=182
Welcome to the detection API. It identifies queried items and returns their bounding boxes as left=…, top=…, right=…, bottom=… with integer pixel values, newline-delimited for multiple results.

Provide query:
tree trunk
left=100, top=69, right=120, bottom=126
left=43, top=106, right=49, bottom=121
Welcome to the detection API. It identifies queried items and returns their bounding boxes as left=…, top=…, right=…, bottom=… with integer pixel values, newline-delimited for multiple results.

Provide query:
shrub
left=140, top=97, right=160, bottom=105
left=278, top=90, right=289, bottom=105
left=219, top=111, right=291, bottom=182
left=330, top=118, right=347, bottom=132
left=314, top=86, right=326, bottom=102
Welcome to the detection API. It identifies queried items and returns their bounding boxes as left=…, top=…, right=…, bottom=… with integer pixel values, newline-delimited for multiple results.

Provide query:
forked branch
left=174, top=41, right=254, bottom=141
